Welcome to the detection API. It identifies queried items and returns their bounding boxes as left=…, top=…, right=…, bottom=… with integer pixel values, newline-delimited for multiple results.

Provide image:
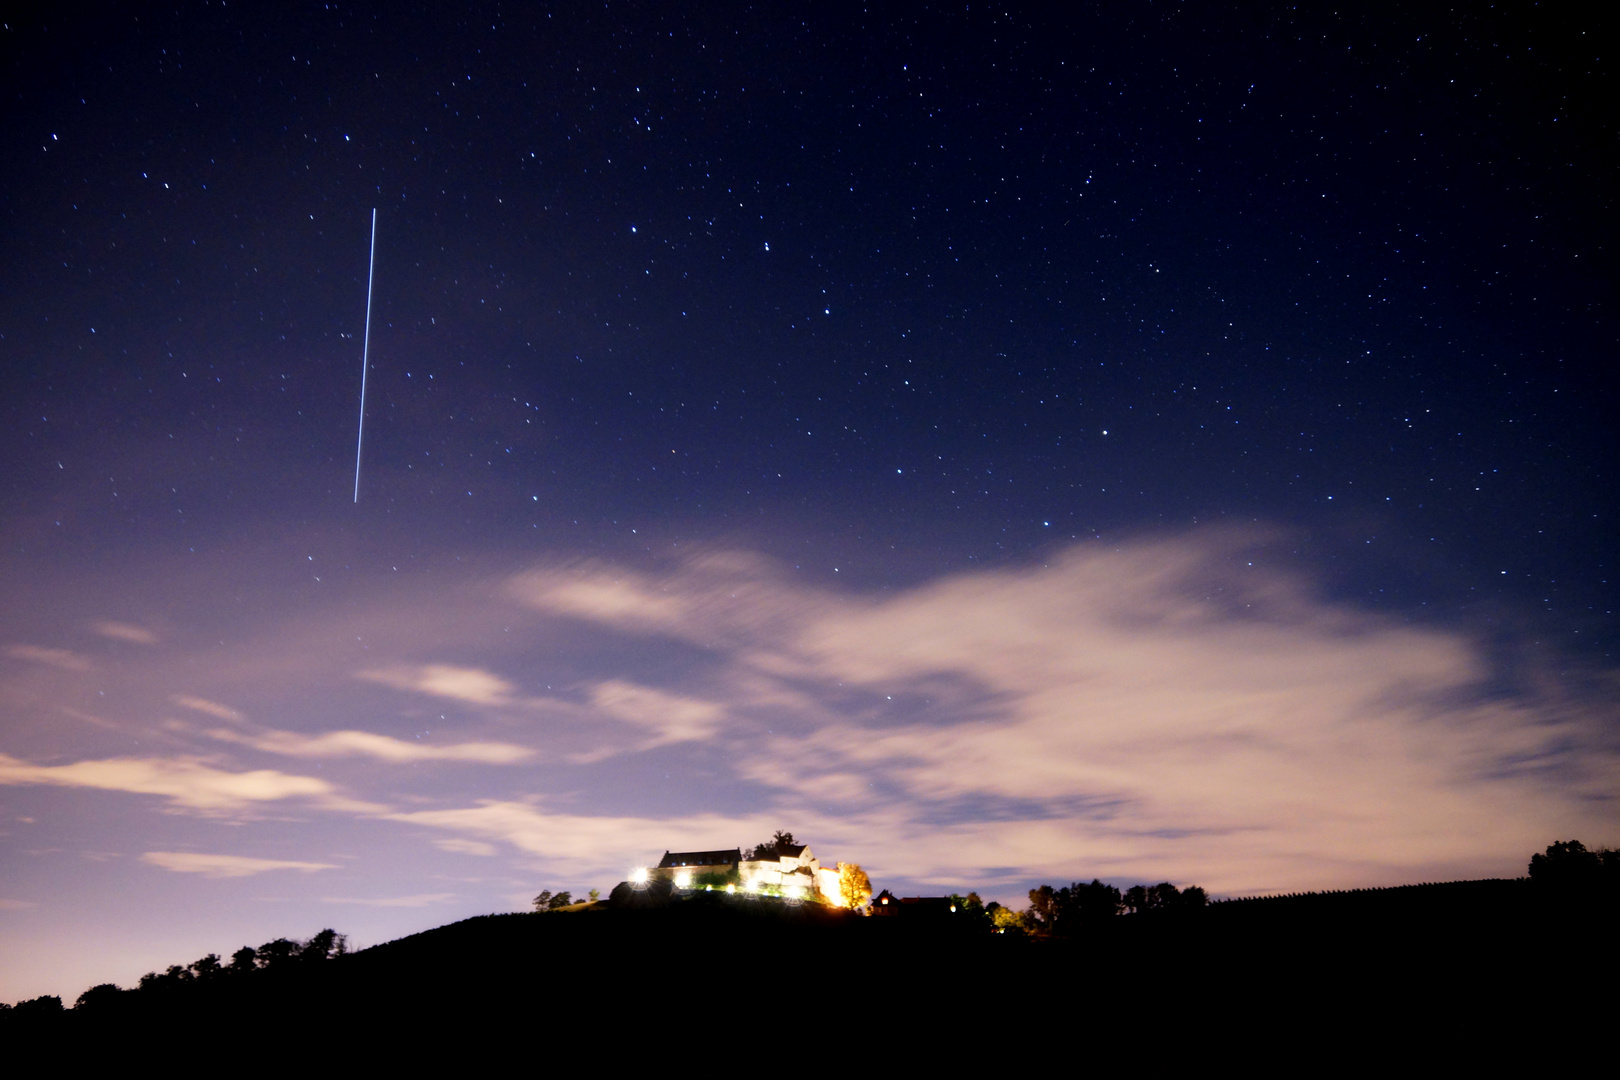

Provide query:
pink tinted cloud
left=92, top=621, right=160, bottom=645
left=141, top=852, right=340, bottom=878
left=0, top=752, right=379, bottom=814
left=506, top=531, right=1619, bottom=892
left=201, top=726, right=535, bottom=764
left=5, top=645, right=93, bottom=671
left=320, top=892, right=457, bottom=907
left=358, top=664, right=518, bottom=706
left=171, top=695, right=246, bottom=722
left=387, top=800, right=787, bottom=880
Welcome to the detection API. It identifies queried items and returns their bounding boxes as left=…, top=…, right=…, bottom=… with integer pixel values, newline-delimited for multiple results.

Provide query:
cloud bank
left=3, top=529, right=1614, bottom=895
left=492, top=532, right=1618, bottom=890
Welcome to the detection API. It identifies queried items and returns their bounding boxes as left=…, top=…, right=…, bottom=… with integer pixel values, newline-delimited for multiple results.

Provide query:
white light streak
left=354, top=208, right=377, bottom=502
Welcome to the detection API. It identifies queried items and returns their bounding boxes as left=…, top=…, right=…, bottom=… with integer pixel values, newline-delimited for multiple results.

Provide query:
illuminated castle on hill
left=640, top=840, right=847, bottom=904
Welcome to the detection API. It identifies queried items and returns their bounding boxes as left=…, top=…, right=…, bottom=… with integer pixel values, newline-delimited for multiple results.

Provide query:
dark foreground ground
left=7, top=878, right=1613, bottom=1064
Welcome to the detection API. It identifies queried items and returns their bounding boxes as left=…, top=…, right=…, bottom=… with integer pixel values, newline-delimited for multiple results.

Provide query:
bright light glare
left=630, top=867, right=648, bottom=885
left=674, top=871, right=692, bottom=888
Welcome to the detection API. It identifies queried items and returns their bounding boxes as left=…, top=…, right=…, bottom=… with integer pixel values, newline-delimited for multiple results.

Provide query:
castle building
left=648, top=842, right=848, bottom=904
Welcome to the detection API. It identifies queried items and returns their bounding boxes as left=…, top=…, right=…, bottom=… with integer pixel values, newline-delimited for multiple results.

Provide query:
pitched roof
left=656, top=848, right=742, bottom=868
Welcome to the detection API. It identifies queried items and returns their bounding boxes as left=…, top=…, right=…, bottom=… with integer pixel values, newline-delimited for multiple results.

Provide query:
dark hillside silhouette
left=5, top=843, right=1615, bottom=1057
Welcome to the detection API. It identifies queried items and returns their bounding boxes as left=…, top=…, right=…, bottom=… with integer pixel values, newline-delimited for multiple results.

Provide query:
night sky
left=2, top=3, right=1615, bottom=1001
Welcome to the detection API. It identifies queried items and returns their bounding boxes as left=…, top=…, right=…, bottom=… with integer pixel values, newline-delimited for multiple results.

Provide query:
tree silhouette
left=1051, top=879, right=1122, bottom=934
left=1529, top=840, right=1601, bottom=887
left=748, top=830, right=799, bottom=860
left=1121, top=882, right=1208, bottom=915
left=255, top=938, right=300, bottom=969
left=949, top=892, right=992, bottom=929
left=1123, top=884, right=1151, bottom=914
left=74, top=984, right=123, bottom=1012
left=138, top=965, right=192, bottom=992
left=1528, top=839, right=1618, bottom=898
left=12, top=995, right=62, bottom=1015
left=1028, top=884, right=1058, bottom=931
left=300, top=929, right=347, bottom=961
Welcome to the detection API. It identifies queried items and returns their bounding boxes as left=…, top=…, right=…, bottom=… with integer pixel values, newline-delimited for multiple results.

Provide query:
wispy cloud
left=358, top=664, right=517, bottom=706
left=203, top=726, right=534, bottom=764
left=92, top=621, right=159, bottom=645
left=388, top=799, right=874, bottom=886
left=508, top=567, right=693, bottom=634
left=5, top=644, right=92, bottom=671
left=142, top=852, right=340, bottom=878
left=321, top=892, right=457, bottom=907
left=586, top=680, right=726, bottom=750
left=171, top=695, right=246, bottom=722
left=507, top=550, right=825, bottom=648
left=0, top=898, right=38, bottom=910
left=388, top=801, right=776, bottom=877
left=0, top=753, right=380, bottom=814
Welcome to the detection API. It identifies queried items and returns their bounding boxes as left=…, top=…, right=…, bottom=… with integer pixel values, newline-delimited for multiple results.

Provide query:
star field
left=0, top=2, right=1613, bottom=1002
